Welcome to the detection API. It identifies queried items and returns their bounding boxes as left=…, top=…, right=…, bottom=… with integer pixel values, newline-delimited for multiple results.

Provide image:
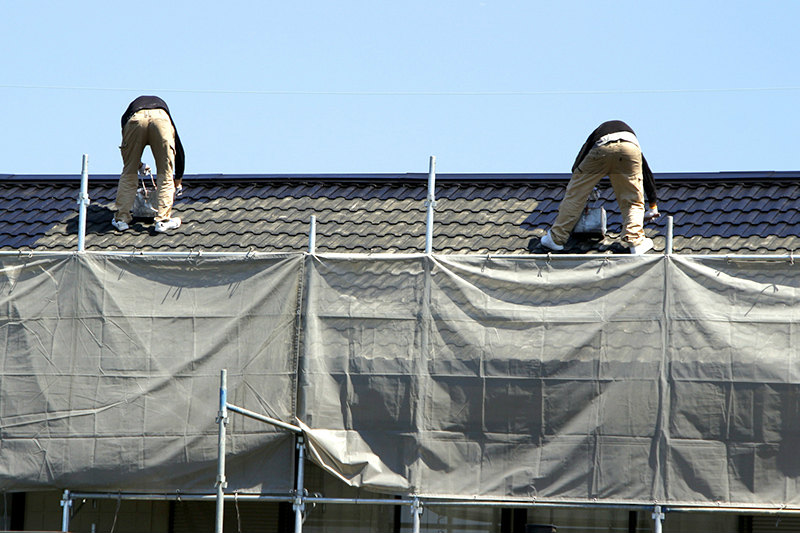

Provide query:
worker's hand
left=644, top=205, right=660, bottom=222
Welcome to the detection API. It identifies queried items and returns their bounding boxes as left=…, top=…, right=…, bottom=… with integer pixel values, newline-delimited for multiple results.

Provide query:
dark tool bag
left=572, top=206, right=606, bottom=238
left=572, top=187, right=606, bottom=239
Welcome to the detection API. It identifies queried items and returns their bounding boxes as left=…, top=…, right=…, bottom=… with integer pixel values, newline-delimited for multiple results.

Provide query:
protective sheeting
left=299, top=255, right=800, bottom=507
left=0, top=254, right=302, bottom=493
left=2, top=253, right=800, bottom=508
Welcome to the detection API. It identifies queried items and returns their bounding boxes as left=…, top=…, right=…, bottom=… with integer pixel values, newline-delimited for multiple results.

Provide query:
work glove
left=644, top=204, right=660, bottom=222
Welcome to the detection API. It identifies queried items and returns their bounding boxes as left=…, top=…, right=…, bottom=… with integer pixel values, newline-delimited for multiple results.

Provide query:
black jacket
left=122, top=96, right=185, bottom=181
left=572, top=120, right=657, bottom=206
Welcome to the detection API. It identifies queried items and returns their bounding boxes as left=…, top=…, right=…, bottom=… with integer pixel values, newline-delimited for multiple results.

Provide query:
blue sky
left=2, top=1, right=799, bottom=175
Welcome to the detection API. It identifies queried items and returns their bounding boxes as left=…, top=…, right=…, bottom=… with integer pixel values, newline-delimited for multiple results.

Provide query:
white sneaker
left=154, top=217, right=181, bottom=233
left=631, top=237, right=654, bottom=255
left=540, top=230, right=564, bottom=251
left=111, top=218, right=129, bottom=231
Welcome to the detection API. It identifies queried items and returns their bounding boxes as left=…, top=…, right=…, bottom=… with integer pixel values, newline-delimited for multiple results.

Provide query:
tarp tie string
left=235, top=491, right=243, bottom=533
left=109, top=492, right=121, bottom=533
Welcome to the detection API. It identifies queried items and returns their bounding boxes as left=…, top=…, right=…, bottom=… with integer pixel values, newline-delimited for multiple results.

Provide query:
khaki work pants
left=115, top=109, right=177, bottom=224
left=550, top=141, right=646, bottom=246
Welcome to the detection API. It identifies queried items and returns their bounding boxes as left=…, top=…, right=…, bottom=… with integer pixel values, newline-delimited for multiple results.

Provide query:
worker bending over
left=541, top=120, right=659, bottom=254
left=112, top=95, right=185, bottom=233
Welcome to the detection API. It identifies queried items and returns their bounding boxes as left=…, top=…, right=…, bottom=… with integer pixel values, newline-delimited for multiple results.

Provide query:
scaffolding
left=12, top=156, right=800, bottom=532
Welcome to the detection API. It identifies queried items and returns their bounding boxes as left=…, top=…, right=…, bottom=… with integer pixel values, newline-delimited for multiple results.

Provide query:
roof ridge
left=4, top=170, right=800, bottom=184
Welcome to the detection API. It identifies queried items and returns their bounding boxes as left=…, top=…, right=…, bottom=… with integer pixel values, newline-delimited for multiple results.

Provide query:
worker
left=540, top=120, right=659, bottom=254
left=112, top=95, right=185, bottom=233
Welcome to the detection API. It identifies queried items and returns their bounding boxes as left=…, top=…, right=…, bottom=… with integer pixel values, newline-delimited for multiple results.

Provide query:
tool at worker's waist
left=572, top=187, right=606, bottom=238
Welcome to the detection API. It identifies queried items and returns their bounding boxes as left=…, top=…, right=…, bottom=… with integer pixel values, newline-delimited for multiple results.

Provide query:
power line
left=2, top=84, right=800, bottom=96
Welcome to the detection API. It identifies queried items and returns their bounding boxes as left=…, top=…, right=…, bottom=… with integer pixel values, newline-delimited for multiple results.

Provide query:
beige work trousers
left=115, top=109, right=177, bottom=224
left=550, top=141, right=646, bottom=246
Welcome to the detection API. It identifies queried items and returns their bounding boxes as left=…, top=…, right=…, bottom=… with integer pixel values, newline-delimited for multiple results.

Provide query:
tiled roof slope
left=1, top=172, right=799, bottom=255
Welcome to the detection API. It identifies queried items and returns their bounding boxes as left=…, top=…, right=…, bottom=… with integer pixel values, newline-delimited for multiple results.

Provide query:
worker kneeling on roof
left=540, top=120, right=659, bottom=254
left=112, top=95, right=185, bottom=233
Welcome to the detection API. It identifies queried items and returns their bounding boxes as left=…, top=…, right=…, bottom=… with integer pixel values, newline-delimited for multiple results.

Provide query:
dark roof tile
left=0, top=172, right=798, bottom=254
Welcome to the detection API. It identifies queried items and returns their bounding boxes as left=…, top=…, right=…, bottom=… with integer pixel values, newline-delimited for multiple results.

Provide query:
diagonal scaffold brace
left=215, top=369, right=305, bottom=533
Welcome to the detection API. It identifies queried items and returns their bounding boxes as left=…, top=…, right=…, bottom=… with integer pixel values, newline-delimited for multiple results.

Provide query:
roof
left=2, top=171, right=799, bottom=254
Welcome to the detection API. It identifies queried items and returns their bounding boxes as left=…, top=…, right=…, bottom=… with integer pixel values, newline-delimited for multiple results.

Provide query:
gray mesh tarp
left=0, top=254, right=302, bottom=493
left=2, top=253, right=800, bottom=508
left=299, top=254, right=800, bottom=507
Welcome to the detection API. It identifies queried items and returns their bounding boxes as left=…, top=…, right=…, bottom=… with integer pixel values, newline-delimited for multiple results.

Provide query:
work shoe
left=111, top=218, right=129, bottom=231
left=631, top=237, right=654, bottom=255
left=154, top=217, right=181, bottom=233
left=540, top=231, right=564, bottom=251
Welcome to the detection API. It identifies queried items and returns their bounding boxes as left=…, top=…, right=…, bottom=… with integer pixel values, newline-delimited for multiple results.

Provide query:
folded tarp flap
left=298, top=419, right=411, bottom=492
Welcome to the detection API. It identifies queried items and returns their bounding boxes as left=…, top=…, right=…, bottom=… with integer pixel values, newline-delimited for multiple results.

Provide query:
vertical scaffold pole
left=652, top=505, right=664, bottom=533
left=60, top=490, right=71, bottom=532
left=215, top=370, right=228, bottom=533
left=424, top=156, right=436, bottom=254
left=411, top=497, right=422, bottom=533
left=77, top=155, right=90, bottom=252
left=666, top=216, right=674, bottom=255
left=308, top=216, right=317, bottom=254
left=294, top=436, right=306, bottom=533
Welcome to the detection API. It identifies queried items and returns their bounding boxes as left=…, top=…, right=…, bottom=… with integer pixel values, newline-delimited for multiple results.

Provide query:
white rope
left=235, top=492, right=242, bottom=533
left=109, top=493, right=121, bottom=533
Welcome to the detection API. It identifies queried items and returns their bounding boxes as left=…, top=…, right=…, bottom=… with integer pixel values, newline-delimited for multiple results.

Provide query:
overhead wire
left=1, top=84, right=800, bottom=96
